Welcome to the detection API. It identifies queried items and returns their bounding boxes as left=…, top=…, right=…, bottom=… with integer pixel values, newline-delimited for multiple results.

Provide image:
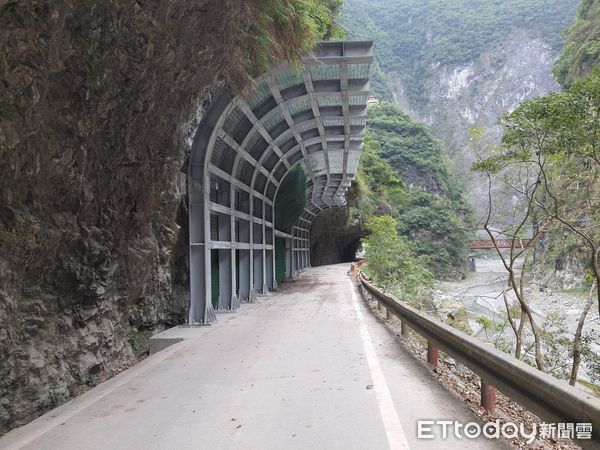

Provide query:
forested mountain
left=554, top=0, right=600, bottom=87
left=357, top=104, right=471, bottom=279
left=467, top=0, right=600, bottom=384
left=341, top=0, right=580, bottom=223
left=353, top=0, right=600, bottom=386
left=342, top=0, right=578, bottom=103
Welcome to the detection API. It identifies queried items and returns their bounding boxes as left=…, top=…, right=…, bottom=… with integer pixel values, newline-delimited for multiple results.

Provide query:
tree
left=472, top=136, right=547, bottom=370
left=472, top=68, right=600, bottom=384
left=362, top=216, right=433, bottom=302
left=498, top=70, right=600, bottom=320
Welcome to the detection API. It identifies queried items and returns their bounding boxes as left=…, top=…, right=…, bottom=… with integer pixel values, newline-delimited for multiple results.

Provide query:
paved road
left=1, top=264, right=506, bottom=450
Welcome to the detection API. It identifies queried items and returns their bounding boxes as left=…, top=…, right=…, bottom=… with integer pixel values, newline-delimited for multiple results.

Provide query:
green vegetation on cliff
left=362, top=216, right=433, bottom=302
left=357, top=103, right=472, bottom=279
left=341, top=0, right=579, bottom=103
left=554, top=0, right=600, bottom=87
left=247, top=1, right=343, bottom=75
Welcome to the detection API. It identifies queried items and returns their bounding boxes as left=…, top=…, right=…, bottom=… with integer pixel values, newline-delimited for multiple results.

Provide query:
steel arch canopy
left=188, top=41, right=374, bottom=324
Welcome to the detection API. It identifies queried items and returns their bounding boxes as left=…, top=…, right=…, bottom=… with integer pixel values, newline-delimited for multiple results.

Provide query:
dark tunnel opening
left=309, top=208, right=367, bottom=267
left=344, top=238, right=363, bottom=262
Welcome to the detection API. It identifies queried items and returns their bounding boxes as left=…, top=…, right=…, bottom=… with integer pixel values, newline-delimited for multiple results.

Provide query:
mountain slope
left=554, top=0, right=600, bottom=87
left=341, top=0, right=579, bottom=222
left=342, top=0, right=578, bottom=104
left=358, top=103, right=472, bottom=279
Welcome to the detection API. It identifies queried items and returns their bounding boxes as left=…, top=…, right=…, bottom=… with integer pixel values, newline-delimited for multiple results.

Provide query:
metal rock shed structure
left=188, top=41, right=374, bottom=324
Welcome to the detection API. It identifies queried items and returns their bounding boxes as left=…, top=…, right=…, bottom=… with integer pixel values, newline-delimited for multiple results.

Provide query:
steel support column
left=189, top=174, right=217, bottom=324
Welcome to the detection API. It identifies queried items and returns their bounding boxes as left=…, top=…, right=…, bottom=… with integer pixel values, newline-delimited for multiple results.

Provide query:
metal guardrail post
left=481, top=380, right=496, bottom=412
left=427, top=341, right=438, bottom=368
left=401, top=320, right=410, bottom=337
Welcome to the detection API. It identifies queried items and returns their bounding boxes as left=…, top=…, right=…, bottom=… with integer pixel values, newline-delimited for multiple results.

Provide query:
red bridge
left=468, top=239, right=532, bottom=250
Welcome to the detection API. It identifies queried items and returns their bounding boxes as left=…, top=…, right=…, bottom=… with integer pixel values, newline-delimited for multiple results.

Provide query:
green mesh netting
left=275, top=166, right=306, bottom=233
left=275, top=237, right=286, bottom=283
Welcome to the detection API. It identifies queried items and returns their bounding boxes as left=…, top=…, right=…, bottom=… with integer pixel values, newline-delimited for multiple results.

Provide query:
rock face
left=390, top=31, right=561, bottom=223
left=553, top=251, right=587, bottom=290
left=0, top=0, right=262, bottom=434
left=534, top=234, right=589, bottom=291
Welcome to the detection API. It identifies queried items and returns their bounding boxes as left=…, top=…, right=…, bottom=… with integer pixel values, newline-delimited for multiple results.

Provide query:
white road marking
left=349, top=280, right=411, bottom=450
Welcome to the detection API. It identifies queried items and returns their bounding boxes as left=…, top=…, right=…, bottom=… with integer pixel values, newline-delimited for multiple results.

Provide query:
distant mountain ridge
left=341, top=0, right=580, bottom=222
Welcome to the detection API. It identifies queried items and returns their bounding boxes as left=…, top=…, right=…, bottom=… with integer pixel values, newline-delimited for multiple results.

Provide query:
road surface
left=1, top=264, right=506, bottom=450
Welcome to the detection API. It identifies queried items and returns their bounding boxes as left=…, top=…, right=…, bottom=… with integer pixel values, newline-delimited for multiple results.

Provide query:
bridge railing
left=468, top=239, right=532, bottom=249
left=358, top=274, right=600, bottom=447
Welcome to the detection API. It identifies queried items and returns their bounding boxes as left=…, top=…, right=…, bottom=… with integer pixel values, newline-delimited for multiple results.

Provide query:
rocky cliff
left=0, top=0, right=316, bottom=434
left=393, top=31, right=562, bottom=223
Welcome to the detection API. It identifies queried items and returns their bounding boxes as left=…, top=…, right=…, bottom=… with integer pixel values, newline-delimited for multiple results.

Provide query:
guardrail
left=358, top=274, right=600, bottom=447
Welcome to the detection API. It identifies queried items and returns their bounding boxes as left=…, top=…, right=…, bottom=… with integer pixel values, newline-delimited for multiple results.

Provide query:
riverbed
left=433, top=253, right=600, bottom=383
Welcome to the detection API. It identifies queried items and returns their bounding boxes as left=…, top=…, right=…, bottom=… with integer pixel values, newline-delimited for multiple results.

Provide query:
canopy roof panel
left=190, top=41, right=373, bottom=223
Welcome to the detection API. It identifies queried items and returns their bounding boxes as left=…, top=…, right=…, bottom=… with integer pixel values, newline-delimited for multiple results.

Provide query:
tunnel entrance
left=186, top=41, right=374, bottom=323
left=309, top=207, right=366, bottom=266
